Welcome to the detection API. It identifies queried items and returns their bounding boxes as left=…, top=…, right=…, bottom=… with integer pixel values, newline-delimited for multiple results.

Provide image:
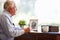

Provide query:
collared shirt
left=0, top=10, right=25, bottom=40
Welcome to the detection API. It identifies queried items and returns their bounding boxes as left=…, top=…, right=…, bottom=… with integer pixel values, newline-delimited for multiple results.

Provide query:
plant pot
left=20, top=25, right=24, bottom=29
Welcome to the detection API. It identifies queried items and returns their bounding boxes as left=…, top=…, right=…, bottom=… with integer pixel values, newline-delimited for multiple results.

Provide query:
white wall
left=0, top=0, right=6, bottom=13
left=35, top=0, right=60, bottom=25
left=0, top=0, right=60, bottom=32
left=12, top=0, right=60, bottom=26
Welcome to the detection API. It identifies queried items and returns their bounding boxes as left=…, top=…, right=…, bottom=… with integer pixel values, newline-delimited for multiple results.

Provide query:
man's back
left=0, top=13, right=14, bottom=40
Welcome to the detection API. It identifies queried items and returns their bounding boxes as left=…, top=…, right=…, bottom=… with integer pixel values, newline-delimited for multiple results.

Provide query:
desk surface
left=30, top=32, right=60, bottom=34
left=15, top=32, right=60, bottom=40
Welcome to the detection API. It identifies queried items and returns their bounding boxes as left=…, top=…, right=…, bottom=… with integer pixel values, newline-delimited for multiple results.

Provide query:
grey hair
left=4, top=1, right=15, bottom=9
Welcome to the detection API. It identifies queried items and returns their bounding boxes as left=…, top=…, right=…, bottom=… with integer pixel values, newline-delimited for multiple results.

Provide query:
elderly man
left=0, top=1, right=29, bottom=40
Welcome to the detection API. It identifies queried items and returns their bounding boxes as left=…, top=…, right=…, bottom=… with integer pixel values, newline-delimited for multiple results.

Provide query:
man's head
left=4, top=1, right=17, bottom=16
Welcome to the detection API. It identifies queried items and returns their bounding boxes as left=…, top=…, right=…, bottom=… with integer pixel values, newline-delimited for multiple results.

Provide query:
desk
left=14, top=32, right=60, bottom=40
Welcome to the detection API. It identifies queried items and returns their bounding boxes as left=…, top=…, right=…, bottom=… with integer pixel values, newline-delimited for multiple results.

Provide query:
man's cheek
left=8, top=7, right=16, bottom=15
left=8, top=7, right=12, bottom=12
left=9, top=8, right=14, bottom=13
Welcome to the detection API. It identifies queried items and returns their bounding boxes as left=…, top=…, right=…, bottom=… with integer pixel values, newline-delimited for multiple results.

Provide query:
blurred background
left=0, top=0, right=60, bottom=32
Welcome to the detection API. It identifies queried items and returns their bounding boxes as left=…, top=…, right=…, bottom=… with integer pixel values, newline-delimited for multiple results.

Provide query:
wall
left=0, top=0, right=60, bottom=32
left=12, top=0, right=60, bottom=25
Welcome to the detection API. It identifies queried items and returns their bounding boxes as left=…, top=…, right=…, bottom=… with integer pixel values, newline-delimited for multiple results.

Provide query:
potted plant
left=18, top=20, right=26, bottom=28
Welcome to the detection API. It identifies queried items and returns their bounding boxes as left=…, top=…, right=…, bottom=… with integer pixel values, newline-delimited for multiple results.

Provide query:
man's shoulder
left=0, top=13, right=6, bottom=19
left=0, top=13, right=5, bottom=17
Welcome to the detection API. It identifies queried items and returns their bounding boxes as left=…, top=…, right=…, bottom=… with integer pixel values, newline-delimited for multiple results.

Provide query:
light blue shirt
left=0, top=10, right=25, bottom=40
